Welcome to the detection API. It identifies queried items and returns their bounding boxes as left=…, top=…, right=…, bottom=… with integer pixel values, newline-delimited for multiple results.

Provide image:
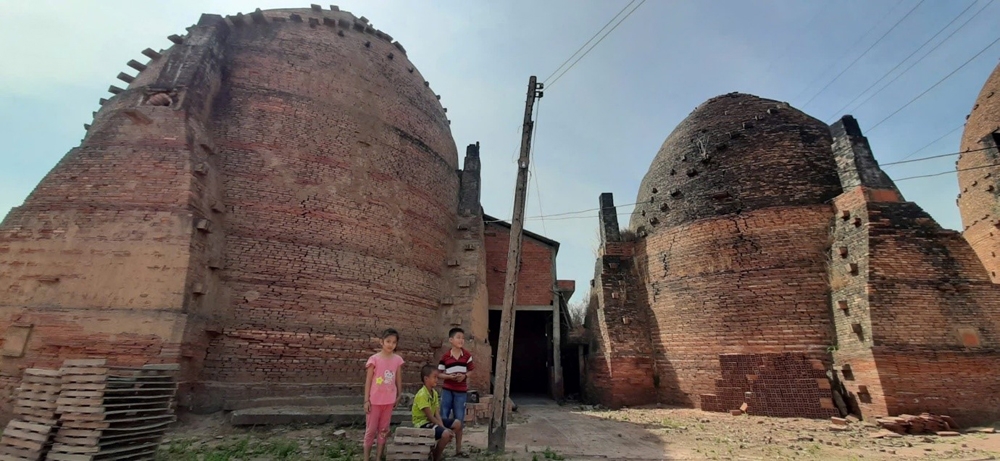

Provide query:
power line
left=867, top=33, right=1000, bottom=132
left=801, top=0, right=926, bottom=109
left=847, top=0, right=996, bottom=117
left=790, top=0, right=906, bottom=103
left=546, top=0, right=648, bottom=89
left=894, top=158, right=1000, bottom=182
left=881, top=145, right=992, bottom=167
left=541, top=0, right=636, bottom=84
left=529, top=100, right=547, bottom=234
left=481, top=145, right=997, bottom=225
left=823, top=0, right=979, bottom=122
left=761, top=2, right=831, bottom=78
left=893, top=123, right=965, bottom=162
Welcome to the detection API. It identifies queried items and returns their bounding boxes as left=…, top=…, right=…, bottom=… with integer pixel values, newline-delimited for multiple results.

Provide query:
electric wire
left=892, top=123, right=965, bottom=162
left=845, top=0, right=995, bottom=117
left=546, top=0, right=648, bottom=89
left=790, top=0, right=906, bottom=103
left=822, top=0, right=979, bottom=122
left=801, top=0, right=926, bottom=109
left=867, top=33, right=1000, bottom=132
left=541, top=0, right=637, bottom=84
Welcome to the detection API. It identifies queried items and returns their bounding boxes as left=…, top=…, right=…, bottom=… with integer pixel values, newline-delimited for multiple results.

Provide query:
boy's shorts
left=420, top=419, right=457, bottom=440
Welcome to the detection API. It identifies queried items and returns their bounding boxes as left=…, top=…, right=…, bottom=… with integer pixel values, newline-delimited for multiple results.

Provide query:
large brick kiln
left=0, top=6, right=573, bottom=418
left=585, top=89, right=1000, bottom=424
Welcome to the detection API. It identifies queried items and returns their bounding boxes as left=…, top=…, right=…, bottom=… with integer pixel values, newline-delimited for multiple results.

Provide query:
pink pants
left=364, top=404, right=394, bottom=447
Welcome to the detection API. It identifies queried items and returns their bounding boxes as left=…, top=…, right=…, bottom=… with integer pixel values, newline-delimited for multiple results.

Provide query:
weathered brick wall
left=437, top=144, right=491, bottom=395
left=196, top=8, right=459, bottom=407
left=635, top=205, right=837, bottom=408
left=582, top=194, right=658, bottom=409
left=484, top=224, right=556, bottom=307
left=871, top=351, right=1000, bottom=425
left=830, top=116, right=1000, bottom=425
left=958, top=62, right=1000, bottom=281
left=583, top=249, right=658, bottom=409
left=0, top=14, right=235, bottom=418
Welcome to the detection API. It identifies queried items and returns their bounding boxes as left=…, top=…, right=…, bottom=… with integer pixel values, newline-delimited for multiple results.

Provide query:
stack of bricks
left=461, top=395, right=511, bottom=424
left=46, top=360, right=177, bottom=461
left=386, top=427, right=435, bottom=461
left=876, top=414, right=959, bottom=435
left=0, top=369, right=61, bottom=460
left=699, top=353, right=838, bottom=419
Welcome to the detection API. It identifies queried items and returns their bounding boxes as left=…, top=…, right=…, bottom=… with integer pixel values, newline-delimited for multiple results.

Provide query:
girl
left=363, top=328, right=404, bottom=461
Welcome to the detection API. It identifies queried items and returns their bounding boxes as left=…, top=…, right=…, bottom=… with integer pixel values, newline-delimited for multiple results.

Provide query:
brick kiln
left=0, top=6, right=576, bottom=418
left=585, top=92, right=1000, bottom=424
left=958, top=62, right=1000, bottom=281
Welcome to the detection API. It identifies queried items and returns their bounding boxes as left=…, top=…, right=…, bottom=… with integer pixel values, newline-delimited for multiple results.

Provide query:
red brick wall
left=197, top=9, right=459, bottom=403
left=484, top=224, right=556, bottom=306
left=583, top=250, right=658, bottom=409
left=634, top=206, right=836, bottom=408
left=832, top=184, right=1000, bottom=425
left=958, top=62, right=1000, bottom=281
left=872, top=350, right=1000, bottom=425
left=0, top=15, right=232, bottom=416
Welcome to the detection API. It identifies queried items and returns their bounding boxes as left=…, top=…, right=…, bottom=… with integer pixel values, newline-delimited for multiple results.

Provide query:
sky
left=2, top=0, right=999, bottom=306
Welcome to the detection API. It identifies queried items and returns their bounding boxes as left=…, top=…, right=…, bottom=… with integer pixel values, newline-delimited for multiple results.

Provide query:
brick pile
left=876, top=414, right=959, bottom=435
left=699, top=353, right=838, bottom=419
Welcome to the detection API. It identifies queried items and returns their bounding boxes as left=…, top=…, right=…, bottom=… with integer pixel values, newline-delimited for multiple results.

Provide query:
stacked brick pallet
left=386, top=427, right=435, bottom=460
left=46, top=360, right=178, bottom=461
left=462, top=395, right=513, bottom=425
left=0, top=369, right=62, bottom=460
left=700, top=353, right=838, bottom=419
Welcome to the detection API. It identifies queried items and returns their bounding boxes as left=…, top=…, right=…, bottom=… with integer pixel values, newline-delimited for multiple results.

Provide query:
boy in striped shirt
left=438, top=327, right=475, bottom=427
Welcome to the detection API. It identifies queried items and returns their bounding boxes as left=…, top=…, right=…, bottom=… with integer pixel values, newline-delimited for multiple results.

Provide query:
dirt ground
left=158, top=400, right=1000, bottom=460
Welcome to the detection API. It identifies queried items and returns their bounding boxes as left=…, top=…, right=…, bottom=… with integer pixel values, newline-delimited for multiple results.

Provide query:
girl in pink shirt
left=363, top=328, right=405, bottom=461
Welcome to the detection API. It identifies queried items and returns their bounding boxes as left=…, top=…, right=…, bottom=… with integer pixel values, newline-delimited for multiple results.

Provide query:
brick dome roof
left=630, top=93, right=842, bottom=232
left=959, top=62, right=1000, bottom=155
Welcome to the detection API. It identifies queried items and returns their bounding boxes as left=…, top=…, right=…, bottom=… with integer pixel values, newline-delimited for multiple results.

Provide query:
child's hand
left=454, top=374, right=466, bottom=382
left=364, top=401, right=371, bottom=414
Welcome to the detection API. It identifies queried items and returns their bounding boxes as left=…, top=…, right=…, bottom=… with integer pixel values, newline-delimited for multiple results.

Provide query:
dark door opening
left=561, top=345, right=581, bottom=398
left=488, top=310, right=551, bottom=396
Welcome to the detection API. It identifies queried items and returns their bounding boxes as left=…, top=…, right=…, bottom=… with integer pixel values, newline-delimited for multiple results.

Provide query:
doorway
left=488, top=309, right=552, bottom=396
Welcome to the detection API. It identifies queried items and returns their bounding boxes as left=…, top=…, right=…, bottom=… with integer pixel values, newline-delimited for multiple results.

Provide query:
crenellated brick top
left=91, top=5, right=456, bottom=168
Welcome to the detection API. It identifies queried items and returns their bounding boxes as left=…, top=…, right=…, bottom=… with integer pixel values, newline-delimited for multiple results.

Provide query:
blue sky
left=2, top=0, right=998, bottom=305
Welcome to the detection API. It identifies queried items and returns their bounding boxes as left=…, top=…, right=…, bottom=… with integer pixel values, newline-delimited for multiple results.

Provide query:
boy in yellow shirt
left=412, top=365, right=464, bottom=460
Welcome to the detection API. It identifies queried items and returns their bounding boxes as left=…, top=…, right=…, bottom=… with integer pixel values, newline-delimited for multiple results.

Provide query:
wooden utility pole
left=488, top=76, right=543, bottom=453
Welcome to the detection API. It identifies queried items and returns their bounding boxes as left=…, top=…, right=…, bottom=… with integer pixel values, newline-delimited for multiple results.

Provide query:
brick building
left=482, top=215, right=575, bottom=400
left=586, top=93, right=1000, bottom=424
left=0, top=6, right=572, bottom=418
left=958, top=62, right=1000, bottom=280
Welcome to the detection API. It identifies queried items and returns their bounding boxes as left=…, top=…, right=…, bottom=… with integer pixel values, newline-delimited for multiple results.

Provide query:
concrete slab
left=229, top=405, right=409, bottom=426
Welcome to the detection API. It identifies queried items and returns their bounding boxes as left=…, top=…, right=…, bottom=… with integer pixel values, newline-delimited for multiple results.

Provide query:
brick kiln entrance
left=488, top=310, right=553, bottom=397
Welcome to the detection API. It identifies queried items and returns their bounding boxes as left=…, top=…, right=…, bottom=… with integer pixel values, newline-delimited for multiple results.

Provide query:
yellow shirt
left=411, top=386, right=439, bottom=427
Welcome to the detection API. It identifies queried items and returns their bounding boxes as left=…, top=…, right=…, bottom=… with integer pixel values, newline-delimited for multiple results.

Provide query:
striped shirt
left=438, top=348, right=474, bottom=392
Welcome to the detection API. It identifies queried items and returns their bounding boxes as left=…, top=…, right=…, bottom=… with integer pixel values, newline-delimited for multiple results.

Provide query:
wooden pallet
left=44, top=362, right=178, bottom=461
left=0, top=367, right=64, bottom=461
left=386, top=427, right=435, bottom=461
